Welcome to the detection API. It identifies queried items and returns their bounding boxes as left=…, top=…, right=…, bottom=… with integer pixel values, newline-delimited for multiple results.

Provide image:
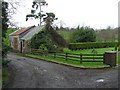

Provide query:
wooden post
left=80, top=54, right=82, bottom=63
left=65, top=53, right=68, bottom=60
left=103, top=54, right=105, bottom=64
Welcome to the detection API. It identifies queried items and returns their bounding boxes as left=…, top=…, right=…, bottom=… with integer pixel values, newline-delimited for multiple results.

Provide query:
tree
left=2, top=2, right=9, bottom=38
left=71, top=26, right=96, bottom=43
left=3, top=0, right=24, bottom=27
left=26, top=0, right=48, bottom=26
left=2, top=1, right=9, bottom=59
left=27, top=12, right=67, bottom=51
left=43, top=12, right=58, bottom=30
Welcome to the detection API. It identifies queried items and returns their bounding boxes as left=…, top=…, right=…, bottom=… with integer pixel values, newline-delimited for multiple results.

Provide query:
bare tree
left=3, top=0, right=24, bottom=27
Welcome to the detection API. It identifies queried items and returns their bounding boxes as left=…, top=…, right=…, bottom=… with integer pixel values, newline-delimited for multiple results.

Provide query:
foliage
left=2, top=1, right=9, bottom=59
left=118, top=45, right=120, bottom=51
left=2, top=2, right=9, bottom=38
left=57, top=30, right=74, bottom=43
left=96, top=27, right=118, bottom=42
left=70, top=26, right=96, bottom=43
left=28, top=25, right=67, bottom=52
left=26, top=1, right=58, bottom=26
left=115, top=45, right=118, bottom=51
left=28, top=28, right=56, bottom=52
left=27, top=11, right=67, bottom=52
left=91, top=49, right=97, bottom=54
left=91, top=49, right=98, bottom=60
left=2, top=59, right=11, bottom=67
left=68, top=42, right=119, bottom=50
left=39, top=44, right=48, bottom=51
left=43, top=12, right=57, bottom=28
left=2, top=45, right=11, bottom=59
left=64, top=47, right=115, bottom=54
left=2, top=2, right=11, bottom=87
left=3, top=28, right=16, bottom=46
left=48, top=27, right=67, bottom=47
left=2, top=66, right=10, bottom=86
left=57, top=26, right=118, bottom=43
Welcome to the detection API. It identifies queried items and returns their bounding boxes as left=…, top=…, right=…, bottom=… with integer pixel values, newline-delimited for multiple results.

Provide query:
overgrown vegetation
left=28, top=26, right=67, bottom=52
left=2, top=66, right=10, bottom=86
left=28, top=12, right=67, bottom=52
left=2, top=1, right=11, bottom=87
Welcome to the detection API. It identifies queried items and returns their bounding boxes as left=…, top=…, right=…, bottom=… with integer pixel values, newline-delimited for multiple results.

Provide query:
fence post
left=65, top=53, right=68, bottom=60
left=54, top=52, right=56, bottom=58
left=103, top=54, right=105, bottom=64
left=80, top=54, right=82, bottom=63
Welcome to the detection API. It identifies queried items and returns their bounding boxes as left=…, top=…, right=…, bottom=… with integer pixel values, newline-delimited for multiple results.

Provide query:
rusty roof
left=10, top=26, right=35, bottom=36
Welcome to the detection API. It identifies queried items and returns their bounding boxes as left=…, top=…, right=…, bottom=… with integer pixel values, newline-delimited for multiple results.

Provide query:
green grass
left=57, top=30, right=73, bottom=42
left=64, top=47, right=119, bottom=64
left=26, top=53, right=109, bottom=68
left=25, top=47, right=120, bottom=68
left=0, top=69, right=2, bottom=89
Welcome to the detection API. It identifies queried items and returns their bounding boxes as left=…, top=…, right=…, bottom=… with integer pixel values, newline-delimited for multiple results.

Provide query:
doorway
left=20, top=41, right=22, bottom=53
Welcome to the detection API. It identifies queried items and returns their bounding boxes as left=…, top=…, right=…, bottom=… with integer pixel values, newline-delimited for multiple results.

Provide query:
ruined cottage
left=9, top=25, right=44, bottom=53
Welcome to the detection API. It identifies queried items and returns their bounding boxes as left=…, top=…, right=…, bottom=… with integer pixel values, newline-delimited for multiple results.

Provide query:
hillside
left=57, top=30, right=73, bottom=43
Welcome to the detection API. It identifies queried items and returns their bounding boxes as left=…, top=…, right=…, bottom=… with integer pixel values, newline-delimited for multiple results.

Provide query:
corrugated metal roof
left=10, top=26, right=35, bottom=36
left=21, top=25, right=44, bottom=40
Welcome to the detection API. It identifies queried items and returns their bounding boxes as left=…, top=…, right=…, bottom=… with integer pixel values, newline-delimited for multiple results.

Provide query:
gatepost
left=104, top=51, right=117, bottom=67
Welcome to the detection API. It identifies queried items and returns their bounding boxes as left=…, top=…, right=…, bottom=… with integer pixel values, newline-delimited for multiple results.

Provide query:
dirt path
left=5, top=52, right=119, bottom=88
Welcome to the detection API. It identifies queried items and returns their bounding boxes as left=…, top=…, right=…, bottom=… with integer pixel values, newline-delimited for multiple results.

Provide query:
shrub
left=2, top=59, right=11, bottom=67
left=68, top=42, right=119, bottom=50
left=70, top=26, right=96, bottom=43
left=118, top=45, right=120, bottom=51
left=115, top=45, right=118, bottom=51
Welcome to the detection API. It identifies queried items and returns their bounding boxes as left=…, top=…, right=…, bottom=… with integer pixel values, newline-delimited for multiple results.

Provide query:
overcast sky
left=11, top=0, right=119, bottom=29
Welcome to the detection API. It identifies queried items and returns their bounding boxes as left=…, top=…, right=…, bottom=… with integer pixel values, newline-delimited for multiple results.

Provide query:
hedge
left=68, top=42, right=119, bottom=50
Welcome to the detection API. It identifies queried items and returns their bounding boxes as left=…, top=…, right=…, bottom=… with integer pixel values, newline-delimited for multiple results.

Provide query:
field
left=57, top=30, right=73, bottom=42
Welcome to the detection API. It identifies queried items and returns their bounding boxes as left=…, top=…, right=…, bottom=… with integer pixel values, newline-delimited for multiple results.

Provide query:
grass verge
left=18, top=47, right=119, bottom=68
left=25, top=53, right=110, bottom=69
left=2, top=66, right=10, bottom=87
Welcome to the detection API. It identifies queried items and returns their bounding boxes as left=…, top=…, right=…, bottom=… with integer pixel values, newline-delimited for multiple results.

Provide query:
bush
left=2, top=59, right=11, bottom=67
left=115, top=45, right=118, bottom=51
left=68, top=42, right=119, bottom=50
left=118, top=45, right=120, bottom=51
left=70, top=26, right=96, bottom=43
left=2, top=45, right=11, bottom=59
